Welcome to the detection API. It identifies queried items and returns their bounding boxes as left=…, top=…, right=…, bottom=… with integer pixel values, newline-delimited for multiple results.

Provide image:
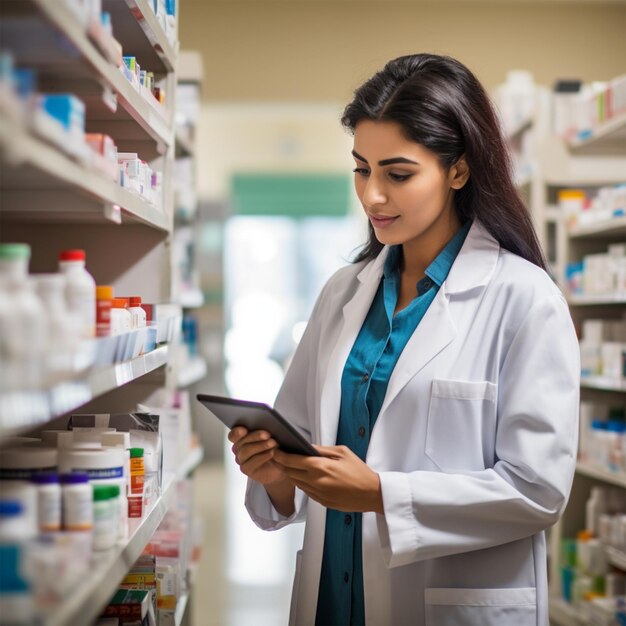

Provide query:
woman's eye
left=352, top=167, right=370, bottom=177
left=388, top=172, right=412, bottom=182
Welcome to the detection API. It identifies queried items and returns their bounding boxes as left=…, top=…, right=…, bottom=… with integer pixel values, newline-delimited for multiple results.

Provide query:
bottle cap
left=96, top=285, right=114, bottom=300
left=112, top=298, right=128, bottom=309
left=60, top=472, right=90, bottom=485
left=31, top=471, right=60, bottom=485
left=0, top=501, right=23, bottom=517
left=59, top=249, right=86, bottom=261
left=129, top=296, right=142, bottom=307
left=129, top=447, right=144, bottom=458
left=0, top=243, right=30, bottom=260
left=93, top=485, right=120, bottom=501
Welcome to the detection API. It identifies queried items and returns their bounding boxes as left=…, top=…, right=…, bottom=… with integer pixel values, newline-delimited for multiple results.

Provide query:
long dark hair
left=342, top=53, right=546, bottom=270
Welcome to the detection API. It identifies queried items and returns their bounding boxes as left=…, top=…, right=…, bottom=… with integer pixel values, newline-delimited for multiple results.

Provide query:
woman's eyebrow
left=351, top=150, right=418, bottom=166
left=378, top=157, right=419, bottom=166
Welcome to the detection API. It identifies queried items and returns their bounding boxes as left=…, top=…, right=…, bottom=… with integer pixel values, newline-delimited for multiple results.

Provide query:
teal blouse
left=315, top=221, right=471, bottom=626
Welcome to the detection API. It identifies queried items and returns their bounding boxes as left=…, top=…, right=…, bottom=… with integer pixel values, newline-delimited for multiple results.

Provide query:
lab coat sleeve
left=377, top=293, right=580, bottom=568
left=244, top=276, right=332, bottom=531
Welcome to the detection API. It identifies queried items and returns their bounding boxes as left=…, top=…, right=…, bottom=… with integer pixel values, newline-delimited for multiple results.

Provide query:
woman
left=229, top=53, right=579, bottom=626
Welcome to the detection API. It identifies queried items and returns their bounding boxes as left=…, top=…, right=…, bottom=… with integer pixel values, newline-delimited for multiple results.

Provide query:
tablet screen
left=196, top=394, right=320, bottom=456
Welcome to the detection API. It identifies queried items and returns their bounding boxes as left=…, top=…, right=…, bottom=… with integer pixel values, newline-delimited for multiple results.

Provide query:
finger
left=240, top=449, right=276, bottom=476
left=237, top=438, right=278, bottom=465
left=273, top=449, right=317, bottom=469
left=312, top=445, right=346, bottom=459
left=227, top=426, right=248, bottom=443
left=232, top=430, right=274, bottom=455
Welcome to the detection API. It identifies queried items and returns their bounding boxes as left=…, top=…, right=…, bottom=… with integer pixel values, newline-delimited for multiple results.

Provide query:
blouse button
left=343, top=572, right=350, bottom=583
left=362, top=373, right=369, bottom=382
left=358, top=426, right=366, bottom=437
left=344, top=514, right=352, bottom=525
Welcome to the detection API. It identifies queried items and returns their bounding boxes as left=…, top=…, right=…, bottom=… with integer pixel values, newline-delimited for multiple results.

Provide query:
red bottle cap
left=129, top=296, right=142, bottom=307
left=59, top=249, right=86, bottom=261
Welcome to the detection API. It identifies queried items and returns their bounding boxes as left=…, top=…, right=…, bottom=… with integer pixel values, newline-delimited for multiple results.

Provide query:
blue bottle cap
left=31, top=471, right=59, bottom=485
left=0, top=501, right=23, bottom=517
left=60, top=472, right=90, bottom=484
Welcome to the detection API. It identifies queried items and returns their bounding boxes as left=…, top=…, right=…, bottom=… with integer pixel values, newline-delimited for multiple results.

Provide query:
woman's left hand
left=273, top=445, right=384, bottom=514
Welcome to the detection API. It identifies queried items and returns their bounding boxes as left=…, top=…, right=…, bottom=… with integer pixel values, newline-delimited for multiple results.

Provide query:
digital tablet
left=196, top=394, right=320, bottom=456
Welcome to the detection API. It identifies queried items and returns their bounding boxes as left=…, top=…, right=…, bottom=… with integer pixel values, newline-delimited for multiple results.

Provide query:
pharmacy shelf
left=567, top=293, right=626, bottom=306
left=0, top=346, right=169, bottom=437
left=42, top=470, right=178, bottom=626
left=10, top=0, right=172, bottom=151
left=605, top=545, right=626, bottom=571
left=549, top=597, right=586, bottom=626
left=0, top=115, right=170, bottom=231
left=575, top=461, right=626, bottom=489
left=568, top=113, right=626, bottom=156
left=103, top=0, right=177, bottom=73
left=580, top=376, right=626, bottom=392
left=569, top=215, right=626, bottom=239
left=177, top=356, right=208, bottom=388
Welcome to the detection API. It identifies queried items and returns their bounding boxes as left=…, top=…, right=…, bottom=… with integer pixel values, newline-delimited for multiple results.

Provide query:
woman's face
left=352, top=119, right=463, bottom=248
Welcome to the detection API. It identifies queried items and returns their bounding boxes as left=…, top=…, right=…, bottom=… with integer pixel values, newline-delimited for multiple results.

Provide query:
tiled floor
left=190, top=460, right=302, bottom=626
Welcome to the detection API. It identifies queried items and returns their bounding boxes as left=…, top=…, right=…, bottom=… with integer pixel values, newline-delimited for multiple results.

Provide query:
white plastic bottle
left=127, top=296, right=147, bottom=329
left=0, top=243, right=47, bottom=390
left=586, top=486, right=608, bottom=536
left=60, top=473, right=93, bottom=532
left=127, top=296, right=146, bottom=355
left=58, top=249, right=96, bottom=338
left=30, top=471, right=61, bottom=533
left=110, top=298, right=132, bottom=335
left=34, top=274, right=81, bottom=382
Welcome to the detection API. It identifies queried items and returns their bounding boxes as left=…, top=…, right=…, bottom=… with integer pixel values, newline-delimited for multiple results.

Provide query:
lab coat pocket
left=424, top=587, right=536, bottom=626
left=425, top=379, right=497, bottom=471
left=288, top=550, right=304, bottom=626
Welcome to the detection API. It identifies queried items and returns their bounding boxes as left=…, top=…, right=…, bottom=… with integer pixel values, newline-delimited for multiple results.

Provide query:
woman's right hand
left=228, top=427, right=287, bottom=486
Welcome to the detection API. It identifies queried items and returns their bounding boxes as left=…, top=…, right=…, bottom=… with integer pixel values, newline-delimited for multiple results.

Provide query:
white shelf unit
left=0, top=344, right=170, bottom=435
left=538, top=106, right=626, bottom=625
left=0, top=4, right=205, bottom=625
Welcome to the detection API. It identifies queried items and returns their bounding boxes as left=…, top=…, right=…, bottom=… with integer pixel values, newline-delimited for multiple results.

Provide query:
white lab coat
left=245, top=219, right=580, bottom=626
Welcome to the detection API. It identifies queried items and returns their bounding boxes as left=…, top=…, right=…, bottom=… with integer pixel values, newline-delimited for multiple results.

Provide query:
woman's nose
left=361, top=176, right=387, bottom=207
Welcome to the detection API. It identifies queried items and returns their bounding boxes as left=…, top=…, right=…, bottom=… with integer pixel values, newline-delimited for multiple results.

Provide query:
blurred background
left=0, top=1, right=625, bottom=625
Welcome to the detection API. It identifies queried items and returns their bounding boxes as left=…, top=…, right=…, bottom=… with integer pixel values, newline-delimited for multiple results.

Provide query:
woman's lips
left=369, top=214, right=399, bottom=229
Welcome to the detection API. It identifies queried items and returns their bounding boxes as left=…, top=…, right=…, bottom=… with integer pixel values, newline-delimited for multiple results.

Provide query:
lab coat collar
left=444, top=219, right=500, bottom=295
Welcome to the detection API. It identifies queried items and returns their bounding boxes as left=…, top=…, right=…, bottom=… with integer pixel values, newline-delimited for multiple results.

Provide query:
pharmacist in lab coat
left=229, top=53, right=580, bottom=626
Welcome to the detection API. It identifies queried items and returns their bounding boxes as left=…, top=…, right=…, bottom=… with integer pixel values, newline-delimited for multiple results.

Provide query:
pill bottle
left=96, top=285, right=113, bottom=337
left=0, top=481, right=38, bottom=540
left=58, top=249, right=96, bottom=338
left=101, top=432, right=130, bottom=539
left=30, top=471, right=61, bottom=533
left=110, top=298, right=132, bottom=335
left=0, top=243, right=46, bottom=390
left=127, top=297, right=146, bottom=329
left=0, top=446, right=58, bottom=481
left=128, top=296, right=147, bottom=355
left=129, top=448, right=144, bottom=496
left=60, top=473, right=93, bottom=531
left=0, top=501, right=35, bottom=626
left=92, top=485, right=120, bottom=551
left=58, top=448, right=124, bottom=536
left=34, top=273, right=79, bottom=377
